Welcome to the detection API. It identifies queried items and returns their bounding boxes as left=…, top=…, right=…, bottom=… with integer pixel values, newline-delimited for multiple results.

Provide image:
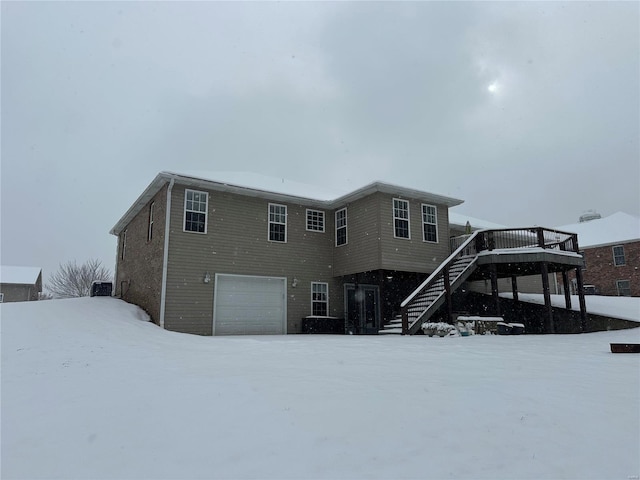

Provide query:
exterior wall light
left=291, top=278, right=298, bottom=288
left=203, top=272, right=211, bottom=284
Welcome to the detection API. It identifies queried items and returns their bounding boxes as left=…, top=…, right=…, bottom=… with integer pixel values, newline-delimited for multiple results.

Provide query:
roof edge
left=110, top=172, right=171, bottom=235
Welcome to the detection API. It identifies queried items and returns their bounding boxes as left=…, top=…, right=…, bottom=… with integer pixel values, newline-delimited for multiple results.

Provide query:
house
left=0, top=266, right=43, bottom=302
left=110, top=172, right=464, bottom=335
left=556, top=212, right=640, bottom=296
left=111, top=172, right=587, bottom=336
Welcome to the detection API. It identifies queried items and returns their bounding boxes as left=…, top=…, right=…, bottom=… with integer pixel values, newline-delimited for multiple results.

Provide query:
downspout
left=159, top=178, right=175, bottom=329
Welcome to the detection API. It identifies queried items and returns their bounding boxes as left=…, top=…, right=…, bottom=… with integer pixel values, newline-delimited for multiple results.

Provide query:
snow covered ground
left=2, top=297, right=639, bottom=479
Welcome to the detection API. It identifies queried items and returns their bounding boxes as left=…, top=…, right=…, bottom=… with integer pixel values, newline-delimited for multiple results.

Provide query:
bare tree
left=47, top=259, right=112, bottom=298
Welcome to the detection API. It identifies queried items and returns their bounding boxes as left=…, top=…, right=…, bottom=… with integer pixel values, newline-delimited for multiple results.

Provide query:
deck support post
left=511, top=275, right=519, bottom=302
left=401, top=308, right=408, bottom=335
left=443, top=266, right=453, bottom=324
left=575, top=266, right=588, bottom=332
left=490, top=264, right=500, bottom=316
left=540, top=262, right=554, bottom=334
left=562, top=271, right=572, bottom=309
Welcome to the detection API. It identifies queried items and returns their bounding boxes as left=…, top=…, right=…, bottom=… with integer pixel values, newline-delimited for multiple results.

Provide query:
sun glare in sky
left=487, top=82, right=499, bottom=94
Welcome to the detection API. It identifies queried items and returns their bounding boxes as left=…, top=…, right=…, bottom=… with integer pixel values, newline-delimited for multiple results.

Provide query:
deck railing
left=451, top=227, right=580, bottom=254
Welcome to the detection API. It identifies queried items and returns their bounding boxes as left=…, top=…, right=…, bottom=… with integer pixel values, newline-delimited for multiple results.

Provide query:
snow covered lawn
left=2, top=298, right=639, bottom=479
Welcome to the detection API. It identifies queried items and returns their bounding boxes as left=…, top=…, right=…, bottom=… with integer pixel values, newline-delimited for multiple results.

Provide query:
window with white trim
left=422, top=204, right=438, bottom=243
left=184, top=190, right=208, bottom=233
left=306, top=209, right=325, bottom=232
left=0, top=293, right=4, bottom=303
left=311, top=282, right=328, bottom=316
left=393, top=199, right=410, bottom=239
left=269, top=204, right=287, bottom=242
left=121, top=230, right=127, bottom=260
left=613, top=245, right=625, bottom=266
left=616, top=280, right=631, bottom=296
left=148, top=202, right=155, bottom=242
left=336, top=208, right=347, bottom=246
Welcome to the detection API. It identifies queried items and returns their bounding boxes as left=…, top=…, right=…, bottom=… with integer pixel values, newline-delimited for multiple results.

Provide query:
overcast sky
left=2, top=1, right=638, bottom=285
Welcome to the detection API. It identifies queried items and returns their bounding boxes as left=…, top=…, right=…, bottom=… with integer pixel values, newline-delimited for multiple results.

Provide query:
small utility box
left=90, top=281, right=113, bottom=297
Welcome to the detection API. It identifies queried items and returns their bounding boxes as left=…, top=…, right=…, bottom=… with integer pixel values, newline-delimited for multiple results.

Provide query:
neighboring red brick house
left=557, top=212, right=640, bottom=297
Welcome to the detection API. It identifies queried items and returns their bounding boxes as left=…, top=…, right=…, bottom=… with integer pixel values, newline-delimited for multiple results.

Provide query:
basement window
left=616, top=280, right=631, bottom=296
left=184, top=190, right=208, bottom=233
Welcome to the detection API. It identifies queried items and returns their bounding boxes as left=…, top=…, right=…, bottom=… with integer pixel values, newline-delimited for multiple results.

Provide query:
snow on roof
left=176, top=170, right=348, bottom=202
left=0, top=266, right=42, bottom=285
left=557, top=212, right=640, bottom=248
left=448, top=211, right=507, bottom=230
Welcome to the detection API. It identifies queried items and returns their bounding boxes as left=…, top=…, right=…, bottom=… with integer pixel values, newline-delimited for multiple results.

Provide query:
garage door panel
left=214, top=275, right=286, bottom=335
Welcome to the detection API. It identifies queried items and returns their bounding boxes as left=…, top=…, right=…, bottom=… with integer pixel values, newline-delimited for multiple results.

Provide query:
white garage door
left=214, top=274, right=287, bottom=335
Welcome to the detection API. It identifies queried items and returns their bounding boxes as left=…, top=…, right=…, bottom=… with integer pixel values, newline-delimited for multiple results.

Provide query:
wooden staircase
left=403, top=255, right=477, bottom=333
left=378, top=235, right=479, bottom=334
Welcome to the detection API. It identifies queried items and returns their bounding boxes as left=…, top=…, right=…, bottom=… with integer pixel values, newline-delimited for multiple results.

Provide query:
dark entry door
left=345, top=285, right=380, bottom=334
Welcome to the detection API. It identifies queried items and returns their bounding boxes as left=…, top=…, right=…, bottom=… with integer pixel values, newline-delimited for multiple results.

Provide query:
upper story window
left=121, top=230, right=127, bottom=260
left=147, top=202, right=155, bottom=242
left=311, top=282, right=328, bottom=316
left=616, top=279, right=631, bottom=296
left=0, top=293, right=4, bottom=303
left=336, top=208, right=347, bottom=246
left=306, top=209, right=325, bottom=232
left=422, top=204, right=438, bottom=243
left=269, top=204, right=287, bottom=242
left=393, top=199, right=410, bottom=239
left=184, top=190, right=208, bottom=233
left=613, top=245, right=625, bottom=266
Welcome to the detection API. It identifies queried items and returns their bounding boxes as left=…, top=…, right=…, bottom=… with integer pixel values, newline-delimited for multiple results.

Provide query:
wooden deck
left=397, top=227, right=588, bottom=335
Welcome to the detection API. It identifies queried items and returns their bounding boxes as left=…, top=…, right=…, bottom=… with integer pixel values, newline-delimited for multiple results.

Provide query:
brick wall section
left=560, top=240, right=640, bottom=296
left=115, top=185, right=167, bottom=323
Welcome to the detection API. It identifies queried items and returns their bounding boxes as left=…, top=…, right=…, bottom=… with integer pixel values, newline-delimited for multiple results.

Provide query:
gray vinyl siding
left=0, top=281, right=40, bottom=302
left=379, top=195, right=450, bottom=273
left=332, top=193, right=383, bottom=277
left=164, top=186, right=339, bottom=334
left=114, top=186, right=166, bottom=323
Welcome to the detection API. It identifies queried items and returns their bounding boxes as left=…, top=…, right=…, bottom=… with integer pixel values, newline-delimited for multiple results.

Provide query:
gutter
left=159, top=178, right=174, bottom=329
